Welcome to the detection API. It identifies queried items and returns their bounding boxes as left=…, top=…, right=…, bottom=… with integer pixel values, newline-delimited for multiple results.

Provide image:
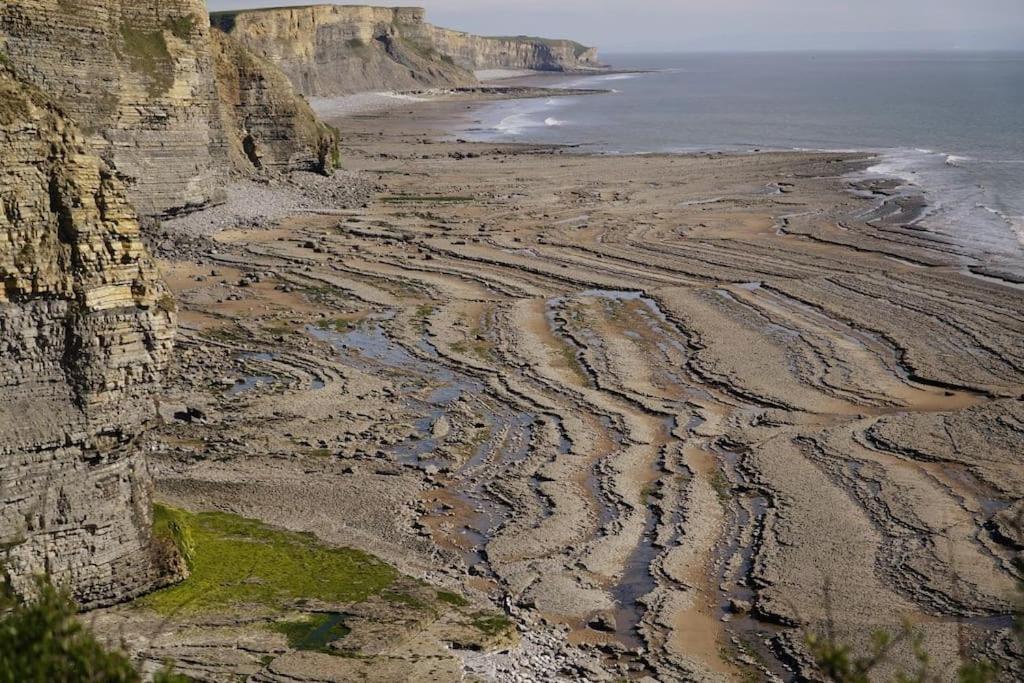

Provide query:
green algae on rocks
left=143, top=506, right=397, bottom=615
left=271, top=613, right=353, bottom=654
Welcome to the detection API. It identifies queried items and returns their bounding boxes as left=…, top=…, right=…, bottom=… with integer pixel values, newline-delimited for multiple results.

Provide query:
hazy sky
left=206, top=1, right=1024, bottom=52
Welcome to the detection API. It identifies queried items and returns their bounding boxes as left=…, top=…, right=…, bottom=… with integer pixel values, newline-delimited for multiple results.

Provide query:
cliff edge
left=211, top=4, right=602, bottom=97
left=212, top=28, right=340, bottom=175
left=0, top=0, right=342, bottom=218
left=211, top=5, right=477, bottom=96
left=0, top=0, right=228, bottom=217
left=0, top=65, right=175, bottom=608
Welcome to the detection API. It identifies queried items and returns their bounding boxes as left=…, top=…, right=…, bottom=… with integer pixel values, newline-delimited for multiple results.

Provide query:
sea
left=458, top=52, right=1024, bottom=267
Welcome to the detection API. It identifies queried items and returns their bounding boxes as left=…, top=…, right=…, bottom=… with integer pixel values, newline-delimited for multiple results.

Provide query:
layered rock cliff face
left=211, top=5, right=476, bottom=96
left=0, top=67, right=175, bottom=608
left=212, top=28, right=340, bottom=175
left=429, top=30, right=601, bottom=73
left=0, top=0, right=340, bottom=217
left=211, top=5, right=601, bottom=97
left=0, top=0, right=228, bottom=217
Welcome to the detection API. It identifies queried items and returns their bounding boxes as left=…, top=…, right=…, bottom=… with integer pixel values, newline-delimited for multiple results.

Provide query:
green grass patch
left=382, top=590, right=431, bottom=612
left=556, top=342, right=587, bottom=382
left=164, top=15, right=197, bottom=41
left=395, top=34, right=441, bottom=62
left=153, top=504, right=196, bottom=569
left=262, top=320, right=295, bottom=336
left=331, top=141, right=341, bottom=170
left=413, top=304, right=435, bottom=332
left=140, top=507, right=397, bottom=615
left=435, top=590, right=469, bottom=607
left=450, top=338, right=493, bottom=362
left=301, top=284, right=342, bottom=305
left=155, top=294, right=177, bottom=314
left=271, top=613, right=351, bottom=654
left=201, top=325, right=246, bottom=343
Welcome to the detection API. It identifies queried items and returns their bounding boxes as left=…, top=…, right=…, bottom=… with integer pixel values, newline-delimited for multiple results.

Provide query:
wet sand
left=97, top=91, right=1023, bottom=681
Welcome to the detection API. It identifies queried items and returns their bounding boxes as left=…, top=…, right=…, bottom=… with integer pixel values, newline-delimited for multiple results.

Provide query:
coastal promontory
left=211, top=4, right=603, bottom=96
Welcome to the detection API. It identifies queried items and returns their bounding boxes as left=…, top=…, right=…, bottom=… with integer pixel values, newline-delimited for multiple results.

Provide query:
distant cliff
left=211, top=6, right=475, bottom=96
left=211, top=5, right=602, bottom=97
left=212, top=28, right=340, bottom=175
left=0, top=66, right=175, bottom=608
left=430, top=30, right=602, bottom=73
left=0, top=0, right=339, bottom=217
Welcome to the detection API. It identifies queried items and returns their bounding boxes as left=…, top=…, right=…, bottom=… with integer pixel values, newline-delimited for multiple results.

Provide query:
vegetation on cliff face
left=164, top=15, right=197, bottom=42
left=119, top=26, right=175, bottom=96
left=211, top=28, right=340, bottom=175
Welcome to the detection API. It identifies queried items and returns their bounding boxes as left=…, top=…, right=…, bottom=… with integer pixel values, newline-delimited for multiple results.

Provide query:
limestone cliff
left=211, top=5, right=476, bottom=96
left=0, top=66, right=175, bottom=608
left=0, top=0, right=228, bottom=217
left=429, top=30, right=602, bottom=73
left=0, top=0, right=340, bottom=217
left=212, top=28, right=340, bottom=175
left=211, top=5, right=601, bottom=97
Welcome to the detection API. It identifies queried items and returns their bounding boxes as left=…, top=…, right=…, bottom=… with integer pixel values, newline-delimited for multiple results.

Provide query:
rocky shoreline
left=77, top=94, right=1024, bottom=682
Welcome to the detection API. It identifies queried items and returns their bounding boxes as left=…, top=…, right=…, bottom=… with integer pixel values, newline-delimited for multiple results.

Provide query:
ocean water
left=460, top=52, right=1024, bottom=264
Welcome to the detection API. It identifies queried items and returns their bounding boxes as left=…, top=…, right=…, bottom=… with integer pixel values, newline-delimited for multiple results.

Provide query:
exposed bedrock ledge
left=211, top=4, right=603, bottom=97
left=0, top=67, right=175, bottom=608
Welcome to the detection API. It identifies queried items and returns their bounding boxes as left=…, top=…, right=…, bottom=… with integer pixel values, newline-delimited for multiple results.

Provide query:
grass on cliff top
left=142, top=505, right=398, bottom=615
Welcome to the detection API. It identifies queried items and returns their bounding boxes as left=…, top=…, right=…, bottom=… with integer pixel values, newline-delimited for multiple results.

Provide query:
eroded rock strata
left=0, top=0, right=341, bottom=217
left=211, top=28, right=340, bottom=176
left=211, top=5, right=601, bottom=97
left=0, top=66, right=175, bottom=608
left=0, top=0, right=228, bottom=216
left=81, top=102, right=1022, bottom=681
left=428, top=28, right=601, bottom=73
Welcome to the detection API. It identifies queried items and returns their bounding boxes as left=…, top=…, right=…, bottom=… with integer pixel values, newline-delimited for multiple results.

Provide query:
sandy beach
left=91, top=89, right=1024, bottom=682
